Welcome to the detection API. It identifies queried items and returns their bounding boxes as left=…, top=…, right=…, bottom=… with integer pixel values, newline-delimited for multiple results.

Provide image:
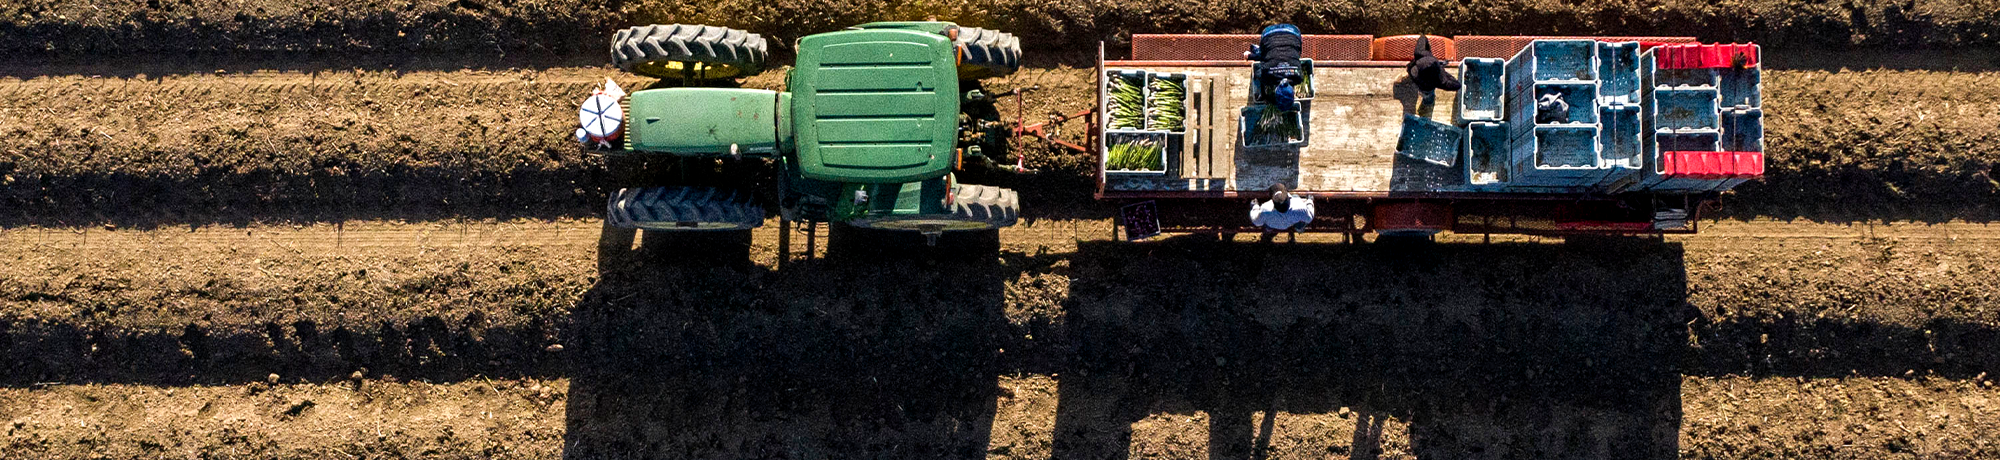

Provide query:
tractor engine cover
left=625, top=87, right=787, bottom=156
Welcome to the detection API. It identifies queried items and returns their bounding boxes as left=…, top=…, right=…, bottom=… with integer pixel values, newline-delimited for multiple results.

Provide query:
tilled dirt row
left=3, top=220, right=1997, bottom=387
left=3, top=374, right=1995, bottom=458
left=0, top=378, right=567, bottom=459
left=3, top=67, right=1996, bottom=226
left=9, top=0, right=2000, bottom=59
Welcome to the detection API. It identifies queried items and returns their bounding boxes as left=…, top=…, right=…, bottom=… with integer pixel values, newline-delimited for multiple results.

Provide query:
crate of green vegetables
left=1144, top=72, right=1189, bottom=132
left=1240, top=104, right=1309, bottom=148
left=1103, top=131, right=1169, bottom=174
left=1104, top=69, right=1150, bottom=131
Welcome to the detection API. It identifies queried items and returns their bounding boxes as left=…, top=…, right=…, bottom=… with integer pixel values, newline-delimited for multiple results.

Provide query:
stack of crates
left=1623, top=43, right=1764, bottom=192
left=1594, top=42, right=1645, bottom=186
left=1501, top=40, right=1603, bottom=191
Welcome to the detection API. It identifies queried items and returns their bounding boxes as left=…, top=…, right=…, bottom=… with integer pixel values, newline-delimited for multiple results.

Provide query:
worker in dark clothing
left=1246, top=24, right=1305, bottom=111
left=1406, top=35, right=1461, bottom=100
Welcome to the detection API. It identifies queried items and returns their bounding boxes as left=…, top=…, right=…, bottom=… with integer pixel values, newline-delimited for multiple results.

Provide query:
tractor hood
left=791, top=28, right=960, bottom=184
left=625, top=87, right=786, bottom=156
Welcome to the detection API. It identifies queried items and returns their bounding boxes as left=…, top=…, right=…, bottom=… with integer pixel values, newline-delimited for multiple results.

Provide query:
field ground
left=5, top=11, right=2000, bottom=457
left=3, top=65, right=1997, bottom=226
left=4, top=219, right=1999, bottom=458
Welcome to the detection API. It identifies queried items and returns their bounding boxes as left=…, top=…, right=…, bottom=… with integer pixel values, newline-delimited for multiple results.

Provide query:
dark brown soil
left=10, top=0, right=2000, bottom=60
left=4, top=67, right=1997, bottom=227
left=4, top=220, right=2000, bottom=458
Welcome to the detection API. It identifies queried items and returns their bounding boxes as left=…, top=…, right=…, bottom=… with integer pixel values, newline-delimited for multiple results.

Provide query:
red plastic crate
left=1657, top=43, right=1760, bottom=69
left=1662, top=151, right=1764, bottom=179
left=1452, top=36, right=1697, bottom=59
left=1371, top=35, right=1457, bottom=61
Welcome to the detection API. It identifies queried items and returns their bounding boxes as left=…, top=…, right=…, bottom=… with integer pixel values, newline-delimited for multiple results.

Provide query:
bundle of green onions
left=1106, top=137, right=1164, bottom=171
left=1108, top=74, right=1145, bottom=130
left=1146, top=77, right=1186, bottom=131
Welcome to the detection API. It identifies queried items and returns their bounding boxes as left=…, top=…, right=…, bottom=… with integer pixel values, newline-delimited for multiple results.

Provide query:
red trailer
left=1094, top=34, right=1762, bottom=239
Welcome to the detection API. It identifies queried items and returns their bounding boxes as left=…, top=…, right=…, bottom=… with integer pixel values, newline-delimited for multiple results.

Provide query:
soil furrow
left=3, top=68, right=1994, bottom=227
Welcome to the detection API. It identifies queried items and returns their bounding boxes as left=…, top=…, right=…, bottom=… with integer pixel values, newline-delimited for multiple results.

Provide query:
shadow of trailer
left=1095, top=34, right=1759, bottom=238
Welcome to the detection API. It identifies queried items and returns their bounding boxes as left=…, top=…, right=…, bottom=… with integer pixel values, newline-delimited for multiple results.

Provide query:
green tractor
left=587, top=22, right=1024, bottom=257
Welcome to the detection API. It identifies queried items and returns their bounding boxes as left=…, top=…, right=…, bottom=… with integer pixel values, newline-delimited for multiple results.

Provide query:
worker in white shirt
left=1250, top=184, right=1315, bottom=241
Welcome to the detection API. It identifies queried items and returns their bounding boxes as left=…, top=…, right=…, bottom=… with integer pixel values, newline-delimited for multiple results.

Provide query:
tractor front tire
left=613, top=24, right=769, bottom=80
left=954, top=27, right=1021, bottom=80
left=607, top=187, right=765, bottom=231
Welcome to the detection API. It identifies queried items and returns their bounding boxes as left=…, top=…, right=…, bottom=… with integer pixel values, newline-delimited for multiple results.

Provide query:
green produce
left=1147, top=77, right=1186, bottom=131
left=1106, top=137, right=1164, bottom=171
left=1249, top=104, right=1302, bottom=146
left=1109, top=74, right=1146, bottom=130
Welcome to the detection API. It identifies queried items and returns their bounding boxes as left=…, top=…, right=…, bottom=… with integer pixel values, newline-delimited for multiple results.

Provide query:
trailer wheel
left=954, top=27, right=1021, bottom=80
left=613, top=24, right=769, bottom=79
left=607, top=186, right=765, bottom=231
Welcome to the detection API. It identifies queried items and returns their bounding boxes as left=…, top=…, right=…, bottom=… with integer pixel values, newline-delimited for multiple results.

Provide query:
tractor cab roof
left=790, top=27, right=960, bottom=184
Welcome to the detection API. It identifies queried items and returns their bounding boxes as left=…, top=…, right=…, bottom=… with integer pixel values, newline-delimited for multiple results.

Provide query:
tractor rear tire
left=843, top=183, right=1020, bottom=232
left=607, top=186, right=765, bottom=231
left=613, top=24, right=769, bottom=79
left=948, top=183, right=1020, bottom=227
left=954, top=27, right=1021, bottom=80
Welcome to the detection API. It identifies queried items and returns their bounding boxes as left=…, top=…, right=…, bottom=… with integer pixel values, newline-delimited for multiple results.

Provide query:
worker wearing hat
left=1246, top=24, right=1305, bottom=111
left=1250, top=184, right=1315, bottom=241
left=1406, top=35, right=1462, bottom=100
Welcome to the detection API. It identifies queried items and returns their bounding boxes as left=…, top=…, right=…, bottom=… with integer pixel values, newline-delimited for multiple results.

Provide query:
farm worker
left=1250, top=184, right=1315, bottom=239
left=1246, top=24, right=1305, bottom=111
left=1406, top=35, right=1461, bottom=100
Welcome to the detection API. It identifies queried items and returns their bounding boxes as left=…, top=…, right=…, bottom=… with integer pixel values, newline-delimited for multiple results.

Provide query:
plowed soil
left=6, top=10, right=2000, bottom=458
left=10, top=0, right=2000, bottom=60
left=4, top=67, right=1996, bottom=227
left=4, top=220, right=2000, bottom=458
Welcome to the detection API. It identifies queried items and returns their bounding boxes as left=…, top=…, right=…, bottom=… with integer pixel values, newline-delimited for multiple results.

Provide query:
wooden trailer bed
left=1100, top=62, right=1462, bottom=196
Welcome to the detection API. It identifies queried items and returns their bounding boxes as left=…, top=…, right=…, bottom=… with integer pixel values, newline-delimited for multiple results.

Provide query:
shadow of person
left=564, top=223, right=1011, bottom=458
left=1391, top=76, right=1437, bottom=119
left=1050, top=238, right=1693, bottom=460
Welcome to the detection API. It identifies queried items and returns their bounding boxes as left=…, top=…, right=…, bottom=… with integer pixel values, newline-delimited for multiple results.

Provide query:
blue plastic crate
left=1652, top=87, right=1719, bottom=130
left=1721, top=107, right=1763, bottom=152
left=1463, top=121, right=1509, bottom=189
left=1599, top=103, right=1644, bottom=174
left=1397, top=114, right=1464, bottom=167
left=1597, top=41, right=1642, bottom=105
left=1505, top=40, right=1599, bottom=118
left=1456, top=58, right=1505, bottom=123
left=1507, top=126, right=1602, bottom=188
left=1718, top=67, right=1762, bottom=109
left=1518, top=39, right=1598, bottom=82
left=1507, top=82, right=1599, bottom=142
left=1635, top=130, right=1721, bottom=191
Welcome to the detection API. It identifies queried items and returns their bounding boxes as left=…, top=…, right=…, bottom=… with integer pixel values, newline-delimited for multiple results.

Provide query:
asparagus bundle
left=1252, top=105, right=1302, bottom=146
left=1106, top=137, right=1164, bottom=171
left=1146, top=76, right=1186, bottom=131
left=1108, top=74, right=1146, bottom=130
